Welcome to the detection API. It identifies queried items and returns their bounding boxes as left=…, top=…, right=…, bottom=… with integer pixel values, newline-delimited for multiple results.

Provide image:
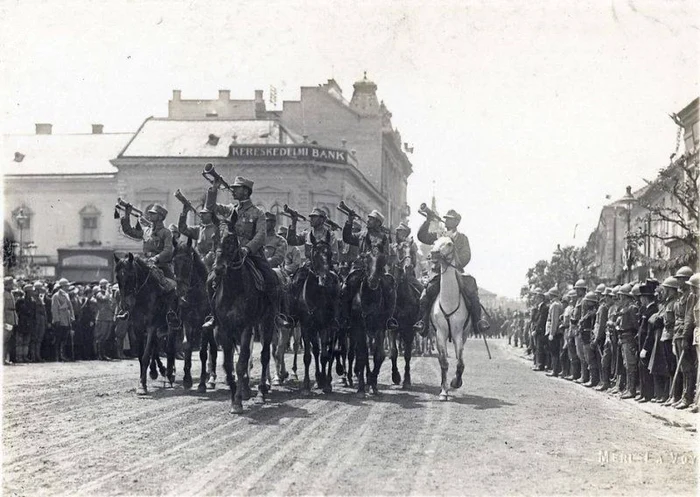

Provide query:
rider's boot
left=413, top=294, right=430, bottom=337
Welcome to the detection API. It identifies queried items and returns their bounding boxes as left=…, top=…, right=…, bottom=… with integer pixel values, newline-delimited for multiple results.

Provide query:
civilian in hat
left=545, top=287, right=564, bottom=377
left=635, top=281, right=659, bottom=402
left=4, top=277, right=17, bottom=365
left=120, top=202, right=175, bottom=292
left=415, top=208, right=485, bottom=338
left=92, top=282, right=115, bottom=360
left=51, top=278, right=75, bottom=362
left=278, top=226, right=302, bottom=275
left=287, top=207, right=339, bottom=263
left=531, top=288, right=550, bottom=372
left=30, top=281, right=48, bottom=362
left=262, top=212, right=288, bottom=269
left=645, top=277, right=677, bottom=404
left=178, top=203, right=219, bottom=272
left=15, top=284, right=37, bottom=363
left=340, top=207, right=395, bottom=328
left=203, top=174, right=286, bottom=332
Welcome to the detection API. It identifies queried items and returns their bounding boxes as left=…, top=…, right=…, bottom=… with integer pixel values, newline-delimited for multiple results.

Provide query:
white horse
left=430, top=236, right=471, bottom=401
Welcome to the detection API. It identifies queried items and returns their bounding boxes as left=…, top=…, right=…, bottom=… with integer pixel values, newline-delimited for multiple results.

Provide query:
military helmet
left=687, top=273, right=700, bottom=289
left=308, top=208, right=327, bottom=218
left=168, top=223, right=179, bottom=233
left=566, top=289, right=577, bottom=299
left=573, top=279, right=587, bottom=289
left=276, top=226, right=288, bottom=236
left=661, top=276, right=679, bottom=289
left=595, top=283, right=605, bottom=294
left=675, top=266, right=693, bottom=279
left=618, top=284, right=633, bottom=297
left=547, top=286, right=560, bottom=298
left=532, top=287, right=544, bottom=295
left=264, top=212, right=276, bottom=221
left=602, top=287, right=613, bottom=296
left=583, top=291, right=598, bottom=303
left=147, top=203, right=168, bottom=218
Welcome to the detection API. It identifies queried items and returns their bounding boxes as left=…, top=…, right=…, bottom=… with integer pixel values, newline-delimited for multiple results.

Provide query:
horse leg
left=389, top=329, right=401, bottom=385
left=139, top=327, right=156, bottom=395
left=354, top=326, right=368, bottom=396
left=291, top=326, right=300, bottom=381
left=436, top=329, right=450, bottom=400
left=347, top=330, right=356, bottom=388
left=221, top=332, right=240, bottom=414
left=239, top=329, right=253, bottom=401
left=370, top=330, right=386, bottom=395
left=182, top=324, right=193, bottom=390
left=301, top=332, right=313, bottom=394
left=271, top=327, right=282, bottom=386
left=207, top=330, right=218, bottom=389
left=402, top=328, right=414, bottom=389
left=258, top=323, right=272, bottom=400
left=324, top=332, right=335, bottom=392
left=450, top=329, right=465, bottom=390
left=312, top=335, right=323, bottom=390
left=197, top=327, right=208, bottom=393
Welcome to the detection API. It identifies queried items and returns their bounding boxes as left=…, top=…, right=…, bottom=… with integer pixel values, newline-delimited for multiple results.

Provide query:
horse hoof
left=281, top=371, right=289, bottom=381
left=356, top=390, right=366, bottom=398
left=291, top=373, right=299, bottom=381
left=197, top=384, right=207, bottom=393
left=439, top=393, right=449, bottom=401
left=322, top=384, right=333, bottom=394
left=340, top=376, right=348, bottom=387
left=183, top=378, right=193, bottom=390
left=450, top=378, right=462, bottom=390
left=230, top=403, right=244, bottom=415
left=301, top=388, right=312, bottom=396
left=272, top=376, right=281, bottom=386
left=402, top=381, right=411, bottom=390
left=391, top=370, right=401, bottom=385
left=168, top=375, right=176, bottom=387
left=149, top=370, right=158, bottom=380
left=136, top=386, right=148, bottom=396
left=241, top=388, right=252, bottom=401
left=370, top=385, right=380, bottom=396
left=347, top=378, right=354, bottom=388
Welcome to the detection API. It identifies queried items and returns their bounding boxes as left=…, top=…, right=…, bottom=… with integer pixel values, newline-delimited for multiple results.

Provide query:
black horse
left=388, top=247, right=422, bottom=389
left=171, top=242, right=216, bottom=392
left=349, top=243, right=395, bottom=395
left=211, top=215, right=270, bottom=414
left=113, top=253, right=179, bottom=395
left=288, top=232, right=340, bottom=394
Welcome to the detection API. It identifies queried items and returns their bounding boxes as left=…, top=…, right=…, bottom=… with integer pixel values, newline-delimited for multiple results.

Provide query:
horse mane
left=173, top=244, right=208, bottom=282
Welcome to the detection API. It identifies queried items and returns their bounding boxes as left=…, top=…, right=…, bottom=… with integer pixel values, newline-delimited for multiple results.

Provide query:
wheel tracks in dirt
left=4, top=392, right=207, bottom=470
left=168, top=398, right=341, bottom=497
left=61, top=398, right=303, bottom=497
left=268, top=398, right=376, bottom=496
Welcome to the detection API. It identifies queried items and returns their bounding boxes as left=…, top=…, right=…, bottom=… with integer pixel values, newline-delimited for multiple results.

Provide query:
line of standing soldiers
left=524, top=267, right=699, bottom=412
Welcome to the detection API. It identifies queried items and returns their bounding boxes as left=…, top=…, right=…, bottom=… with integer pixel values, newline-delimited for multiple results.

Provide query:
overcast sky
left=1, top=0, right=698, bottom=297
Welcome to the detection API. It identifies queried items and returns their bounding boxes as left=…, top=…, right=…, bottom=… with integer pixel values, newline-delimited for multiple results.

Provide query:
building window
left=79, top=205, right=101, bottom=244
left=270, top=203, right=283, bottom=226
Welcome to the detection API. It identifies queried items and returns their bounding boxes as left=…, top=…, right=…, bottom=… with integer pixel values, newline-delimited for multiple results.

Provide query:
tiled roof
left=3, top=133, right=132, bottom=176
left=119, top=118, right=302, bottom=158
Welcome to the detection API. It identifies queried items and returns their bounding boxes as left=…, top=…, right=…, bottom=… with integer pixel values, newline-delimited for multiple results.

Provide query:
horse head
left=309, top=231, right=332, bottom=286
left=172, top=244, right=207, bottom=304
left=430, top=236, right=456, bottom=269
left=113, top=252, right=148, bottom=311
left=362, top=237, right=383, bottom=290
left=219, top=210, right=243, bottom=263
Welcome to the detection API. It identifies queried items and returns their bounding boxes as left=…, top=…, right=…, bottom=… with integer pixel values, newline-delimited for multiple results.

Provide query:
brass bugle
left=282, top=204, right=307, bottom=221
left=116, top=197, right=143, bottom=216
left=418, top=202, right=443, bottom=223
left=337, top=200, right=360, bottom=221
left=174, top=189, right=200, bottom=218
left=202, top=163, right=234, bottom=193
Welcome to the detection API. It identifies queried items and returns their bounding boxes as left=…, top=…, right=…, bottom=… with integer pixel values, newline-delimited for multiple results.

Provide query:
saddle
left=149, top=264, right=177, bottom=295
left=244, top=258, right=265, bottom=292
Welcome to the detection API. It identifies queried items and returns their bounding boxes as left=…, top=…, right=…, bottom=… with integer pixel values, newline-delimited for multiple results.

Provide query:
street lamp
left=15, top=208, right=28, bottom=271
left=621, top=186, right=637, bottom=282
left=26, top=242, right=37, bottom=274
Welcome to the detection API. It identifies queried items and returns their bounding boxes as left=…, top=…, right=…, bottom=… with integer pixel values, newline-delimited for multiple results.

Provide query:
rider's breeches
left=419, top=279, right=440, bottom=318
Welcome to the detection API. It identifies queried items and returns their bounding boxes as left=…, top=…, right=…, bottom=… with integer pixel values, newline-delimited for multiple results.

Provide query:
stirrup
left=386, top=317, right=399, bottom=331
left=116, top=311, right=130, bottom=321
left=477, top=319, right=490, bottom=332
left=274, top=314, right=292, bottom=329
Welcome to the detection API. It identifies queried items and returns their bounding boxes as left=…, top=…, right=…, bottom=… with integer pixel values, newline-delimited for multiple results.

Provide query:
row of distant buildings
left=586, top=97, right=699, bottom=283
left=4, top=75, right=414, bottom=281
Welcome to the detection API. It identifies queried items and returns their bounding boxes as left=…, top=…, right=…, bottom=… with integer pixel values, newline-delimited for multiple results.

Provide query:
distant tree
left=521, top=259, right=555, bottom=299
left=522, top=245, right=596, bottom=299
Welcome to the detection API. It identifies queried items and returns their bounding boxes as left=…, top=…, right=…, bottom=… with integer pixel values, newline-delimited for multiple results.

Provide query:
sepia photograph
left=1, top=1, right=698, bottom=495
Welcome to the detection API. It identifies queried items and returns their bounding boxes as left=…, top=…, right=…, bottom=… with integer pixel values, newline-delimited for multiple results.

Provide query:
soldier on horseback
left=263, top=212, right=288, bottom=269
left=202, top=175, right=285, bottom=331
left=286, top=207, right=339, bottom=264
left=390, top=222, right=422, bottom=294
left=340, top=209, right=396, bottom=326
left=414, top=208, right=486, bottom=337
left=120, top=203, right=176, bottom=295
left=178, top=204, right=219, bottom=271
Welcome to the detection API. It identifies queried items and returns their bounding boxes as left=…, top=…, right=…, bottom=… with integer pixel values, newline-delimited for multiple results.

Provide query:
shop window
left=79, top=205, right=101, bottom=244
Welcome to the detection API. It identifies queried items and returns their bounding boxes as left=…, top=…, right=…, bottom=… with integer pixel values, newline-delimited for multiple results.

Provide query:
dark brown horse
left=288, top=232, right=340, bottom=394
left=113, top=253, right=179, bottom=395
left=211, top=215, right=269, bottom=414
left=172, top=242, right=216, bottom=391
left=388, top=245, right=422, bottom=389
left=350, top=243, right=395, bottom=395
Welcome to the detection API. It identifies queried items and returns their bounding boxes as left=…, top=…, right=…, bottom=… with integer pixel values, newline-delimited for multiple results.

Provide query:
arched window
left=79, top=205, right=101, bottom=244
left=270, top=203, right=284, bottom=226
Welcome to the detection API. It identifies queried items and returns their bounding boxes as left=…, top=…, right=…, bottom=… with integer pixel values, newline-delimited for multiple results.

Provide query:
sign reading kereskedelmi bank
left=229, top=145, right=348, bottom=165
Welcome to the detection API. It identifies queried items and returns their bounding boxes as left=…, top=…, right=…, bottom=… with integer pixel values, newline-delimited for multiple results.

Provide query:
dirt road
left=3, top=339, right=697, bottom=496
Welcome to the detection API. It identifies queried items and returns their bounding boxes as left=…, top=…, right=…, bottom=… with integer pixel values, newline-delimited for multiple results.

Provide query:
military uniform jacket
left=417, top=219, right=471, bottom=271
left=205, top=188, right=266, bottom=257
left=343, top=222, right=389, bottom=256
left=593, top=302, right=609, bottom=343
left=121, top=218, right=174, bottom=266
left=672, top=292, right=688, bottom=340
left=683, top=292, right=697, bottom=341
left=619, top=303, right=639, bottom=334
left=264, top=233, right=288, bottom=268
left=546, top=299, right=563, bottom=337
left=570, top=299, right=582, bottom=336
left=94, top=291, right=115, bottom=322
left=287, top=226, right=339, bottom=262
left=660, top=298, right=676, bottom=341
left=178, top=214, right=219, bottom=256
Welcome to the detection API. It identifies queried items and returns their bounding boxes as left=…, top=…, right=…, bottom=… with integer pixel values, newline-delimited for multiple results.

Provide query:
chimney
left=254, top=90, right=266, bottom=117
left=218, top=90, right=230, bottom=101
left=35, top=123, right=52, bottom=135
left=172, top=90, right=181, bottom=101
left=92, top=124, right=104, bottom=134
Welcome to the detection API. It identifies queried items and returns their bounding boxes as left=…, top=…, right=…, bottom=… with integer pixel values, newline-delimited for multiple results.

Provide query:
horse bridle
left=433, top=245, right=459, bottom=275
